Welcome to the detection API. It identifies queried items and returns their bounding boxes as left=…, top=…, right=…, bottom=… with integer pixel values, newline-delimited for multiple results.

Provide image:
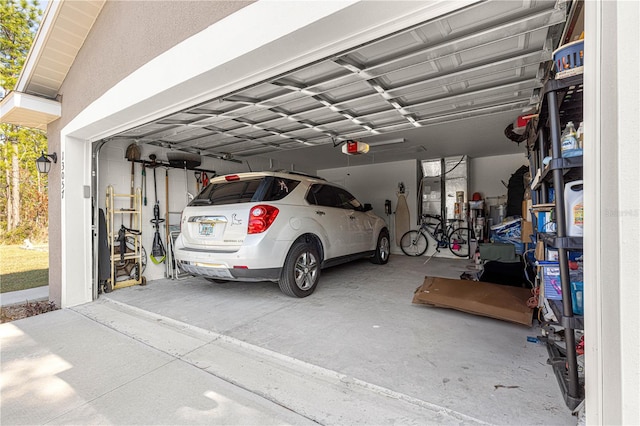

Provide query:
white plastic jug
left=565, top=180, right=583, bottom=236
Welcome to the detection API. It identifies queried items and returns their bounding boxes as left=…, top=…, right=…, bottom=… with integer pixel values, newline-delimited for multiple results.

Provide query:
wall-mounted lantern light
left=36, top=152, right=57, bottom=174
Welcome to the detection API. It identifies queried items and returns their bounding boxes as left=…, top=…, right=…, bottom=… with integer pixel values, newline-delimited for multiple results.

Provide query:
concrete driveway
left=1, top=255, right=577, bottom=425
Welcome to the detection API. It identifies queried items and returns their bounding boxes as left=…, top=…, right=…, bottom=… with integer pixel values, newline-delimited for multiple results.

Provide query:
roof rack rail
left=273, top=169, right=326, bottom=181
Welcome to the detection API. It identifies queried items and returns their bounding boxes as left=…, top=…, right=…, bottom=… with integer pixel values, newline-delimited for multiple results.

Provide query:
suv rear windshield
left=190, top=176, right=300, bottom=206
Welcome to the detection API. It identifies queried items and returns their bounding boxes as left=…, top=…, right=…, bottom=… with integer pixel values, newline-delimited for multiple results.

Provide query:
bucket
left=489, top=204, right=505, bottom=226
left=565, top=180, right=583, bottom=236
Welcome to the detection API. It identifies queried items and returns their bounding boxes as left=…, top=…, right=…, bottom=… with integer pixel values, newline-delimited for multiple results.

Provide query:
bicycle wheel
left=400, top=230, right=429, bottom=256
left=448, top=227, right=472, bottom=258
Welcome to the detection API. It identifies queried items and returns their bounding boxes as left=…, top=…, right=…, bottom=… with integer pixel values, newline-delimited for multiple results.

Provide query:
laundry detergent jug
left=565, top=180, right=583, bottom=236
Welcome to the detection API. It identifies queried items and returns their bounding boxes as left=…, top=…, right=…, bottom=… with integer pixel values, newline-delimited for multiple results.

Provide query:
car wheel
left=371, top=229, right=390, bottom=264
left=279, top=240, right=320, bottom=297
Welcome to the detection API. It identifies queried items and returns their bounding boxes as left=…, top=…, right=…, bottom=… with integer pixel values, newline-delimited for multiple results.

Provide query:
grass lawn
left=0, top=245, right=49, bottom=293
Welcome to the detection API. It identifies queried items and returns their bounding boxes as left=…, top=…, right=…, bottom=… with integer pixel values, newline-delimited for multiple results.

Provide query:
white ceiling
left=111, top=0, right=567, bottom=170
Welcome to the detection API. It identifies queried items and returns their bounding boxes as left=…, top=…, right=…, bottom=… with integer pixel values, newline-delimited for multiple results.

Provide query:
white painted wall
left=59, top=135, right=93, bottom=307
left=469, top=153, right=528, bottom=200
left=97, top=140, right=276, bottom=281
left=318, top=160, right=419, bottom=254
left=584, top=1, right=640, bottom=424
left=317, top=156, right=531, bottom=258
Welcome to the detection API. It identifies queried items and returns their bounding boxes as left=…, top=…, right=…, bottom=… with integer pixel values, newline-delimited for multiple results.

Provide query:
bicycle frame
left=422, top=214, right=470, bottom=249
left=400, top=213, right=472, bottom=258
left=419, top=214, right=451, bottom=247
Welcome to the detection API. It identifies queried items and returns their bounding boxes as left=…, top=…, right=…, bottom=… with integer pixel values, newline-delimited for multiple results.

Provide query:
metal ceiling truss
left=113, top=0, right=566, bottom=162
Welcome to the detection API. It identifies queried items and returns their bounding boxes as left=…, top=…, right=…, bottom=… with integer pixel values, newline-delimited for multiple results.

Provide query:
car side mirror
left=363, top=203, right=373, bottom=212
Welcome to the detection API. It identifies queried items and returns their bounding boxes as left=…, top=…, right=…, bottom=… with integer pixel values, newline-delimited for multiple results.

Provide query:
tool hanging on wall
left=202, top=172, right=209, bottom=187
left=165, top=168, right=175, bottom=277
left=142, top=162, right=147, bottom=206
left=195, top=171, right=202, bottom=193
left=150, top=163, right=166, bottom=264
left=125, top=143, right=141, bottom=226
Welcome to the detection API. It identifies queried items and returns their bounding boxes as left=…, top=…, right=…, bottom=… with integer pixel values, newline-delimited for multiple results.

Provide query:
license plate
left=199, top=223, right=214, bottom=236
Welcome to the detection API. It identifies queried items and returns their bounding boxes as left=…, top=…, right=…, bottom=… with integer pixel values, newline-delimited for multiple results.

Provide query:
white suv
left=174, top=171, right=390, bottom=297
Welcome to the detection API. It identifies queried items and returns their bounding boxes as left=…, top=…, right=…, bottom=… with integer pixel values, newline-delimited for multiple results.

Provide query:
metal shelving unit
left=528, top=74, right=584, bottom=410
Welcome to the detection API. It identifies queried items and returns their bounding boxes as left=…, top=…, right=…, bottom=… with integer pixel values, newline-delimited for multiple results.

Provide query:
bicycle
left=400, top=213, right=473, bottom=258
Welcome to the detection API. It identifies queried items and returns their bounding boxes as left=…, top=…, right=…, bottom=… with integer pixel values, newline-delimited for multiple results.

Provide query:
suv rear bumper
left=178, top=260, right=281, bottom=282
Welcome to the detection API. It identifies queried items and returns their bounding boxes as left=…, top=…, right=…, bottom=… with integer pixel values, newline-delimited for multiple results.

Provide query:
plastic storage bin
left=490, top=218, right=523, bottom=254
left=571, top=281, right=584, bottom=315
left=553, top=40, right=584, bottom=79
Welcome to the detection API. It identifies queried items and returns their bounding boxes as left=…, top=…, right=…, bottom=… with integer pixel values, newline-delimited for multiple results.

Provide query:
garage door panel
left=410, top=90, right=535, bottom=119
left=108, top=0, right=565, bottom=162
left=320, top=82, right=376, bottom=104
left=400, top=78, right=539, bottom=106
left=280, top=61, right=350, bottom=87
left=118, top=122, right=179, bottom=139
left=380, top=49, right=545, bottom=97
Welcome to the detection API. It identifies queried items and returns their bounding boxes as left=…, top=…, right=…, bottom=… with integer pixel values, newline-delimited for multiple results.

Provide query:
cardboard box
left=535, top=241, right=545, bottom=261
left=413, top=276, right=533, bottom=326
left=522, top=199, right=532, bottom=222
left=521, top=220, right=533, bottom=243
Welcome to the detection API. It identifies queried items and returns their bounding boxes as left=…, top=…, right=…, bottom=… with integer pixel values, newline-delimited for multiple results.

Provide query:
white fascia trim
left=0, top=91, right=62, bottom=128
left=64, top=0, right=480, bottom=142
left=16, top=0, right=63, bottom=93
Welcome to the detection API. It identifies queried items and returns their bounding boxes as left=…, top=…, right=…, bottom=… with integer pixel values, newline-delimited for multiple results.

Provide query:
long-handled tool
left=195, top=171, right=202, bottom=193
left=165, top=168, right=175, bottom=277
left=150, top=164, right=166, bottom=264
left=142, top=162, right=147, bottom=206
left=125, top=143, right=141, bottom=226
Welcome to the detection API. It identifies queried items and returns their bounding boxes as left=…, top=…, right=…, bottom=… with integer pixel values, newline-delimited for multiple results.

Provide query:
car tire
left=371, top=229, right=390, bottom=264
left=278, top=240, right=320, bottom=298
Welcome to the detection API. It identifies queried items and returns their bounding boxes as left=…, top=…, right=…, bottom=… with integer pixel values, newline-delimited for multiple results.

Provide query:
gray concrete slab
left=105, top=255, right=577, bottom=425
left=0, top=286, right=49, bottom=307
left=74, top=299, right=491, bottom=425
left=0, top=308, right=314, bottom=425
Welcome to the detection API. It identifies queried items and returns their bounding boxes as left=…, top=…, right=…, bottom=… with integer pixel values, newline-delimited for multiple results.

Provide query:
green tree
left=0, top=0, right=47, bottom=243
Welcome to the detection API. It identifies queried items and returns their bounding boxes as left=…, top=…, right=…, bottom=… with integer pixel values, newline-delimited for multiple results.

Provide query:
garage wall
left=317, top=160, right=419, bottom=255
left=98, top=141, right=275, bottom=282
left=469, top=153, right=528, bottom=200
left=56, top=1, right=254, bottom=127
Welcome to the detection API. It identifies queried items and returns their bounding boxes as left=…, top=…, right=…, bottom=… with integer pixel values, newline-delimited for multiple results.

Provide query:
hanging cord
left=423, top=155, right=466, bottom=179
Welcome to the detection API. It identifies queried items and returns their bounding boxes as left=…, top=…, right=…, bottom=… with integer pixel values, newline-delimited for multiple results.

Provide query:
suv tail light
left=248, top=205, right=279, bottom=234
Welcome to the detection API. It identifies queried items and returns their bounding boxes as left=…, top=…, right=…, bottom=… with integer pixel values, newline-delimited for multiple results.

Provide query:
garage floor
left=103, top=255, right=576, bottom=425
